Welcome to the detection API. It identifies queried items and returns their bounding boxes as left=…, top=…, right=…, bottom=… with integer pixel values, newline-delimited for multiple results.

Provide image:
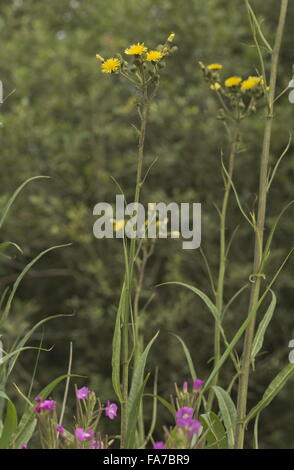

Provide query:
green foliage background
left=0, top=0, right=293, bottom=448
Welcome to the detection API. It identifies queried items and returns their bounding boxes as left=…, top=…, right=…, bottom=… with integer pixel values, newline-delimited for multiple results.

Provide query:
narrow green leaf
left=0, top=244, right=70, bottom=326
left=246, top=364, right=294, bottom=423
left=0, top=242, right=22, bottom=259
left=200, top=411, right=228, bottom=449
left=0, top=176, right=50, bottom=229
left=159, top=281, right=219, bottom=321
left=251, top=290, right=276, bottom=362
left=8, top=314, right=71, bottom=377
left=0, top=392, right=18, bottom=449
left=111, top=282, right=125, bottom=403
left=203, top=249, right=293, bottom=393
left=144, top=393, right=174, bottom=417
left=212, top=386, right=237, bottom=448
left=172, top=334, right=197, bottom=381
left=127, top=331, right=159, bottom=417
left=245, top=0, right=273, bottom=52
left=125, top=374, right=150, bottom=449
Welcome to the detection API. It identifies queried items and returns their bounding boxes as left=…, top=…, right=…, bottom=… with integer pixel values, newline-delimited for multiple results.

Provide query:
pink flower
left=89, top=440, right=101, bottom=449
left=75, top=428, right=95, bottom=441
left=21, top=444, right=27, bottom=449
left=76, top=386, right=91, bottom=400
left=185, top=418, right=202, bottom=436
left=182, top=381, right=188, bottom=392
left=193, top=379, right=204, bottom=391
left=34, top=397, right=56, bottom=413
left=42, top=400, right=56, bottom=410
left=153, top=441, right=165, bottom=449
left=105, top=401, right=118, bottom=420
left=176, top=407, right=194, bottom=426
left=56, top=425, right=65, bottom=435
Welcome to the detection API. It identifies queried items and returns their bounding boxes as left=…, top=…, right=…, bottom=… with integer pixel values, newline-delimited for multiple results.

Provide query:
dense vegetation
left=0, top=0, right=293, bottom=448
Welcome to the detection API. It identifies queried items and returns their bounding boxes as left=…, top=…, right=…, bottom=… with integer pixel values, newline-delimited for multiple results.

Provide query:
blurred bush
left=0, top=0, right=293, bottom=448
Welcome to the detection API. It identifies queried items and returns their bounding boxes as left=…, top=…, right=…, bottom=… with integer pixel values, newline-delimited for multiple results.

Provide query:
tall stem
left=235, top=0, right=288, bottom=449
left=207, top=121, right=240, bottom=410
left=120, top=78, right=149, bottom=448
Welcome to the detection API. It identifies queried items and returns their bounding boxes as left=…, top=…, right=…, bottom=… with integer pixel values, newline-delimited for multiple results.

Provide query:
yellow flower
left=114, top=220, right=125, bottom=232
left=241, top=76, right=262, bottom=90
left=208, top=63, right=223, bottom=70
left=167, top=32, right=175, bottom=42
left=146, top=50, right=163, bottom=62
left=225, top=76, right=242, bottom=87
left=101, top=58, right=121, bottom=73
left=125, top=43, right=147, bottom=56
left=210, top=82, right=221, bottom=91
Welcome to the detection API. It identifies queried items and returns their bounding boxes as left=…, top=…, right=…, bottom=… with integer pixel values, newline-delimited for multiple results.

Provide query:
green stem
left=235, top=0, right=288, bottom=449
left=120, top=74, right=150, bottom=448
left=207, top=121, right=240, bottom=410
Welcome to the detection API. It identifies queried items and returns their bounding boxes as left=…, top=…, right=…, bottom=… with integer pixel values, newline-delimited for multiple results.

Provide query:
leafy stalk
left=235, top=0, right=289, bottom=448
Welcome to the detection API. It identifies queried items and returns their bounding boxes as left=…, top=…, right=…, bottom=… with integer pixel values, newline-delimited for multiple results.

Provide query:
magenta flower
left=21, top=444, right=27, bottom=449
left=105, top=401, right=118, bottom=420
left=185, top=418, right=202, bottom=436
left=42, top=400, right=56, bottom=410
left=89, top=440, right=101, bottom=449
left=193, top=379, right=204, bottom=391
left=76, top=386, right=91, bottom=400
left=176, top=407, right=194, bottom=426
left=153, top=441, right=165, bottom=449
left=56, top=425, right=65, bottom=435
left=182, top=381, right=188, bottom=392
left=34, top=398, right=56, bottom=413
left=75, top=428, right=95, bottom=441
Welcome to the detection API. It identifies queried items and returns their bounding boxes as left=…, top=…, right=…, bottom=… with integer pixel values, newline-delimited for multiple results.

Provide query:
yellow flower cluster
left=207, top=63, right=223, bottom=71
left=97, top=33, right=175, bottom=74
left=224, top=76, right=242, bottom=87
left=146, top=50, right=163, bottom=62
left=125, top=43, right=147, bottom=56
left=241, top=76, right=262, bottom=90
left=101, top=58, right=121, bottom=74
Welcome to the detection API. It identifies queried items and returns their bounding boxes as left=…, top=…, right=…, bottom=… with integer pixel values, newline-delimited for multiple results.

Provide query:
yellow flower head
left=167, top=32, right=175, bottom=42
left=210, top=82, right=221, bottom=91
left=225, top=76, right=242, bottom=87
left=146, top=50, right=163, bottom=62
left=241, top=76, right=262, bottom=90
left=125, top=43, right=147, bottom=56
left=101, top=58, right=121, bottom=74
left=113, top=220, right=125, bottom=232
left=208, top=63, right=223, bottom=70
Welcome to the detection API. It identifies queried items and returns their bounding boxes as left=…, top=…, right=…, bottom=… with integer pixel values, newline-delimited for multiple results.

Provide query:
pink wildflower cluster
left=34, top=397, right=56, bottom=413
left=175, top=407, right=201, bottom=436
left=183, top=379, right=204, bottom=393
left=33, top=386, right=118, bottom=449
left=153, top=378, right=204, bottom=449
left=76, top=386, right=118, bottom=420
